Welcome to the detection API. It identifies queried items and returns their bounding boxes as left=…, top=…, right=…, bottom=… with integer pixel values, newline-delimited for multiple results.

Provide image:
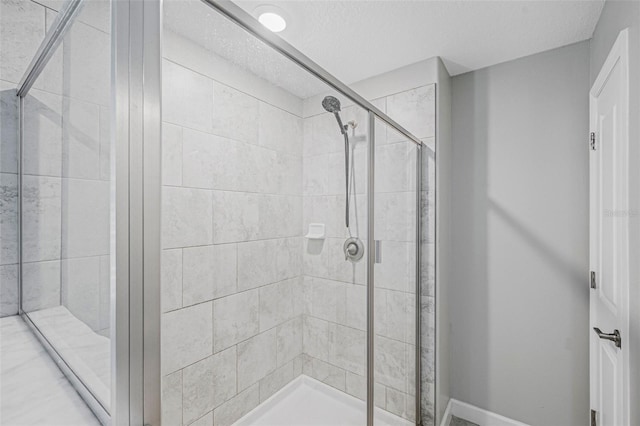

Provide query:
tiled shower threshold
left=234, top=375, right=414, bottom=426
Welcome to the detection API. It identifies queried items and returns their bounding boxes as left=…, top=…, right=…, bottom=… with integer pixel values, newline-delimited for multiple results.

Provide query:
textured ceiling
left=165, top=0, right=604, bottom=98
left=164, top=0, right=329, bottom=98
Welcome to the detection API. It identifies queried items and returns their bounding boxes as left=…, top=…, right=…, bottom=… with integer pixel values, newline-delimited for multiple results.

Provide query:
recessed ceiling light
left=258, top=11, right=286, bottom=33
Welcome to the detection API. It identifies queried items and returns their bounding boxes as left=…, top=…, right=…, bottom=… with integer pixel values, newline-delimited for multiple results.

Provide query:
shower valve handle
left=345, top=242, right=358, bottom=260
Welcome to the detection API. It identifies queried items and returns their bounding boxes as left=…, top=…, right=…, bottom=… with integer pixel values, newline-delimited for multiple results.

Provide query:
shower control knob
left=344, top=237, right=364, bottom=263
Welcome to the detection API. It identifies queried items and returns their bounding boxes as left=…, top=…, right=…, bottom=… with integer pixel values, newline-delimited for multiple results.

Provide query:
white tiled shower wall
left=160, top=29, right=305, bottom=426
left=0, top=2, right=436, bottom=423
left=0, top=0, right=111, bottom=336
left=301, top=85, right=436, bottom=425
left=160, top=24, right=436, bottom=423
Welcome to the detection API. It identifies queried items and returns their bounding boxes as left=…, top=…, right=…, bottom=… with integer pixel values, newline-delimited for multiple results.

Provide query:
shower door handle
left=374, top=240, right=382, bottom=263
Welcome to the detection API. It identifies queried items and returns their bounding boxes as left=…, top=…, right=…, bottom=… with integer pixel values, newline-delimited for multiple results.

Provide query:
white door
left=590, top=29, right=630, bottom=426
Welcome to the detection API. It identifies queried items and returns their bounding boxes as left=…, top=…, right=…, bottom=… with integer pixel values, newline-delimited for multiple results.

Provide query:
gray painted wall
left=590, top=2, right=640, bottom=425
left=450, top=41, right=590, bottom=425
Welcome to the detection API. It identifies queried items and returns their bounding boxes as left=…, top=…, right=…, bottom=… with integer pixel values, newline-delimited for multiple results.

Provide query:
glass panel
left=21, top=0, right=113, bottom=412
left=374, top=119, right=419, bottom=425
left=160, top=0, right=368, bottom=424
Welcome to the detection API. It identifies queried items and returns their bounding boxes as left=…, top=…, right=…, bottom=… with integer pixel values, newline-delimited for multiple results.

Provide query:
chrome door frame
left=113, top=0, right=163, bottom=423
left=15, top=0, right=162, bottom=424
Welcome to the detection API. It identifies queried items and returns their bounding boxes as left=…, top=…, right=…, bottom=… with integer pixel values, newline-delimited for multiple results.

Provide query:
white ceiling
left=233, top=0, right=604, bottom=81
left=164, top=0, right=331, bottom=98
left=165, top=0, right=604, bottom=98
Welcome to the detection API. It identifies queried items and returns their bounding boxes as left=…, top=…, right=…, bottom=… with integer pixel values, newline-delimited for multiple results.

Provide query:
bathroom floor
left=450, top=415, right=480, bottom=426
left=234, top=375, right=413, bottom=426
left=0, top=315, right=99, bottom=426
left=29, top=306, right=111, bottom=409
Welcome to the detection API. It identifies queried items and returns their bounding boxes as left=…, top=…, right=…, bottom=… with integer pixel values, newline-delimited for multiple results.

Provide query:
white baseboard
left=439, top=399, right=530, bottom=426
left=439, top=398, right=453, bottom=426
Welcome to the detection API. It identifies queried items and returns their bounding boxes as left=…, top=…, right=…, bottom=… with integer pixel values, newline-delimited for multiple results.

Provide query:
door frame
left=589, top=28, right=631, bottom=426
left=14, top=0, right=163, bottom=423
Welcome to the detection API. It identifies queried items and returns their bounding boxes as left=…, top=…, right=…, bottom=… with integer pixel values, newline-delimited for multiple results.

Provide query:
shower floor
left=0, top=315, right=99, bottom=425
left=234, top=375, right=413, bottom=426
left=28, top=306, right=111, bottom=409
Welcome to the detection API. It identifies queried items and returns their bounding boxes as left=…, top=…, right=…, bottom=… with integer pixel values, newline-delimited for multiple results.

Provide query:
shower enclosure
left=11, top=0, right=436, bottom=424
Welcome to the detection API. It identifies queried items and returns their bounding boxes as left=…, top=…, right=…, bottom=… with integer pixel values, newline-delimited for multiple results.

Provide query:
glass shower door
left=19, top=0, right=113, bottom=421
left=372, top=117, right=421, bottom=425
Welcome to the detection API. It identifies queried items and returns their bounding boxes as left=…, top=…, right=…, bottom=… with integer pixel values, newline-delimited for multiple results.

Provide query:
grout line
left=162, top=57, right=303, bottom=119
left=167, top=119, right=303, bottom=160
left=164, top=276, right=303, bottom=313
left=162, top=183, right=304, bottom=197
left=21, top=172, right=111, bottom=183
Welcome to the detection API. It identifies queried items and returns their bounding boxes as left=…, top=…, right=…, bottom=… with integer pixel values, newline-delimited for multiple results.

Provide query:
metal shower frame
left=14, top=0, right=428, bottom=424
left=201, top=2, right=426, bottom=425
left=15, top=0, right=161, bottom=424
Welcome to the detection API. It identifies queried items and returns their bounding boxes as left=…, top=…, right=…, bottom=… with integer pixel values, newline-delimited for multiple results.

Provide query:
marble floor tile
left=0, top=315, right=100, bottom=425
left=28, top=306, right=111, bottom=410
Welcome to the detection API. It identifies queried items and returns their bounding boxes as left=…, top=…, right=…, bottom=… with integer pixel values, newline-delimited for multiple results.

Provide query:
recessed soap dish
left=305, top=223, right=325, bottom=240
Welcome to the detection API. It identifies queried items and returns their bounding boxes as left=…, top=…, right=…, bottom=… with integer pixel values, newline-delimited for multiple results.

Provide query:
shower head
left=322, top=96, right=341, bottom=113
left=322, top=96, right=347, bottom=135
left=322, top=96, right=352, bottom=230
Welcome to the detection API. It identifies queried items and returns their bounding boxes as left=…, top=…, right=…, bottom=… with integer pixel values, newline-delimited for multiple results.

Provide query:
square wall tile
left=0, top=173, right=18, bottom=265
left=213, top=289, right=259, bottom=352
left=259, top=278, right=296, bottom=332
left=163, top=60, right=213, bottom=133
left=303, top=315, right=329, bottom=362
left=162, top=302, right=213, bottom=374
left=259, top=361, right=294, bottom=403
left=22, top=260, right=60, bottom=312
left=22, top=90, right=62, bottom=177
left=182, top=346, right=236, bottom=424
left=213, top=384, right=259, bottom=426
left=328, top=323, right=365, bottom=375
left=212, top=82, right=258, bottom=144
left=276, top=316, right=302, bottom=366
left=237, top=239, right=275, bottom=291
left=183, top=244, right=236, bottom=306
left=237, top=329, right=276, bottom=391
left=0, top=83, right=18, bottom=174
left=21, top=175, right=61, bottom=263
left=162, top=123, right=183, bottom=186
left=162, top=370, right=182, bottom=426
left=163, top=186, right=213, bottom=249
left=190, top=412, right=213, bottom=426
left=386, top=85, right=435, bottom=141
left=0, top=0, right=46, bottom=85
left=162, top=249, right=182, bottom=313
left=182, top=128, right=237, bottom=191
left=61, top=256, right=101, bottom=330
left=237, top=143, right=275, bottom=194
left=61, top=97, right=101, bottom=180
left=302, top=355, right=346, bottom=392
left=258, top=102, right=302, bottom=156
left=212, top=191, right=258, bottom=244
left=61, top=178, right=110, bottom=258
left=374, top=191, right=416, bottom=243
left=0, top=264, right=18, bottom=316
left=64, top=16, right=111, bottom=106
